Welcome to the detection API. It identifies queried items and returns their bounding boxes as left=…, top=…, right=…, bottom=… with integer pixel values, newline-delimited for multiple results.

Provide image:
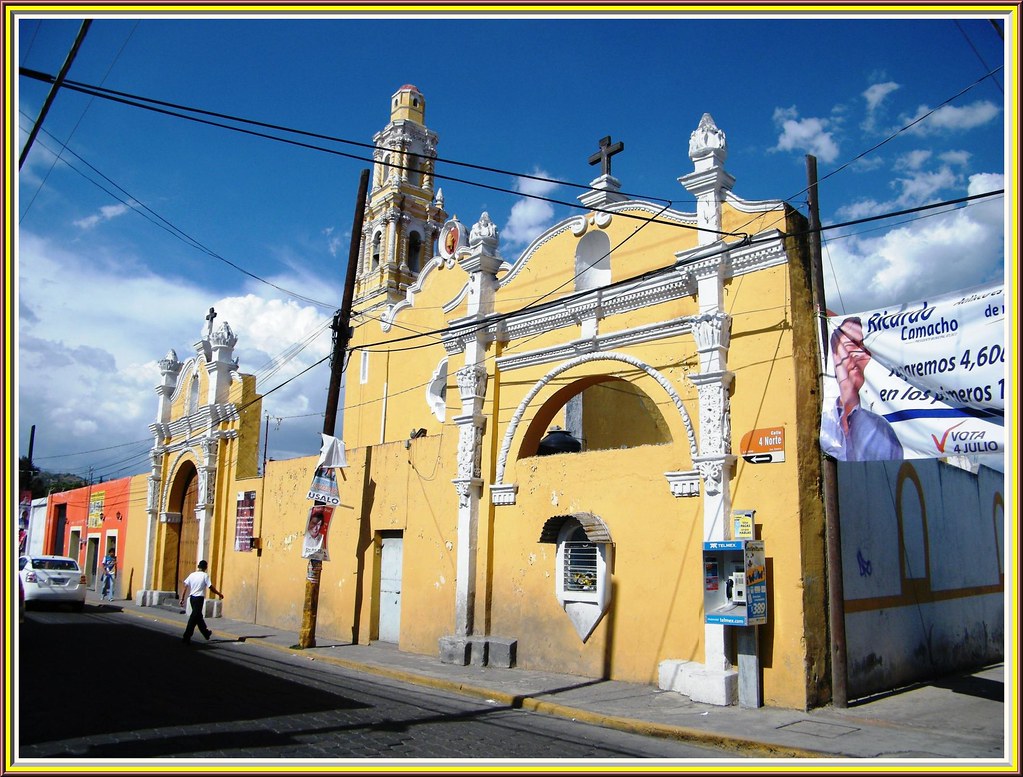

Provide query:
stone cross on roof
left=588, top=135, right=624, bottom=177
left=205, top=307, right=217, bottom=337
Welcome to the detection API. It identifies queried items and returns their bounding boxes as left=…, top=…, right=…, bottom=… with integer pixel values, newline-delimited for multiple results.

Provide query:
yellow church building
left=133, top=84, right=835, bottom=710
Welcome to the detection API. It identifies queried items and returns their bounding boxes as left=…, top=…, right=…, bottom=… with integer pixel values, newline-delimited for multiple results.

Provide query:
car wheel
left=71, top=600, right=85, bottom=613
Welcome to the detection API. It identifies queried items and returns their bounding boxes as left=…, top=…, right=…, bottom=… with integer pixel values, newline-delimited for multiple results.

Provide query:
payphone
left=703, top=539, right=767, bottom=626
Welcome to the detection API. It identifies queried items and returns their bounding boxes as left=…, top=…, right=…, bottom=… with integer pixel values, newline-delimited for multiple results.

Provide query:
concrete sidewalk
left=98, top=593, right=1011, bottom=764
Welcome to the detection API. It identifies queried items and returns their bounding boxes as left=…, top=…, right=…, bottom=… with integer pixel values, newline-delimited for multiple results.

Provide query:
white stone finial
left=470, top=211, right=498, bottom=245
left=159, top=349, right=181, bottom=375
left=689, top=113, right=727, bottom=160
left=210, top=321, right=237, bottom=349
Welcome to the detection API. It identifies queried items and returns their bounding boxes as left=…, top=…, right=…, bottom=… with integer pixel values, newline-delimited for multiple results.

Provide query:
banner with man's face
left=302, top=504, right=333, bottom=561
left=820, top=282, right=1004, bottom=461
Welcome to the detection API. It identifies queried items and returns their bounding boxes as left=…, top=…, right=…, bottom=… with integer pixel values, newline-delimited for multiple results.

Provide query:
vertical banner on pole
left=302, top=504, right=334, bottom=561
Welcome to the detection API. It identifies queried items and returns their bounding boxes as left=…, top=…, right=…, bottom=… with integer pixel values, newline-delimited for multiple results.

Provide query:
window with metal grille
left=563, top=528, right=597, bottom=592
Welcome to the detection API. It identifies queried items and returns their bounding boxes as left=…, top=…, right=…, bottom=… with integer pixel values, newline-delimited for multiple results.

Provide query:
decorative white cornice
left=149, top=403, right=240, bottom=445
left=665, top=470, right=701, bottom=498
left=490, top=483, right=519, bottom=505
left=496, top=317, right=695, bottom=372
left=692, top=454, right=737, bottom=497
left=444, top=270, right=696, bottom=357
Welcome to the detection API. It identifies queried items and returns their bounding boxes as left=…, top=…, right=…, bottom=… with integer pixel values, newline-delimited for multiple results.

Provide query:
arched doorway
left=172, top=464, right=200, bottom=595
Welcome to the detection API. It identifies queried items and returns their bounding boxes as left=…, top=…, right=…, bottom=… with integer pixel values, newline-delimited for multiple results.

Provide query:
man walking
left=179, top=560, right=224, bottom=644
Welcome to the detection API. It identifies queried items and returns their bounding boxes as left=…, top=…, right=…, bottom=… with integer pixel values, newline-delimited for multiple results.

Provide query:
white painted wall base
left=136, top=590, right=176, bottom=606
left=134, top=589, right=222, bottom=617
left=658, top=659, right=738, bottom=706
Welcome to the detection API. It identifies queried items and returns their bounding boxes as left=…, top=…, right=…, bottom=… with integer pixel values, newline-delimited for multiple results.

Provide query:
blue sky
left=12, top=10, right=1010, bottom=480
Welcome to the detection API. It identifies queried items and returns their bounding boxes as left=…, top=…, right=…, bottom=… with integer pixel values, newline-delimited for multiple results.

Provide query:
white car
left=19, top=555, right=87, bottom=612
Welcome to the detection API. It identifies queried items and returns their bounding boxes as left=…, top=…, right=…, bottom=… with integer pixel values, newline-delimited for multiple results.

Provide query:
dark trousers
left=183, top=595, right=211, bottom=642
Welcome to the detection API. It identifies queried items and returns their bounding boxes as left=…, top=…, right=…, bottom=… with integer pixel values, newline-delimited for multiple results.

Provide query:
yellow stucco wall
left=121, top=474, right=151, bottom=600
left=136, top=163, right=824, bottom=709
left=215, top=434, right=461, bottom=653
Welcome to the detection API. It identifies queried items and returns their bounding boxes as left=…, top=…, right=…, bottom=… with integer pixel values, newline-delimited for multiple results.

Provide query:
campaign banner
left=234, top=490, right=256, bottom=552
left=301, top=504, right=333, bottom=561
left=88, top=491, right=106, bottom=528
left=19, top=493, right=32, bottom=554
left=820, top=282, right=1005, bottom=461
left=307, top=466, right=341, bottom=506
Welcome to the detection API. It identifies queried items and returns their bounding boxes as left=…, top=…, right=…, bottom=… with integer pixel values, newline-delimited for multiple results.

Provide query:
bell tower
left=354, top=85, right=447, bottom=314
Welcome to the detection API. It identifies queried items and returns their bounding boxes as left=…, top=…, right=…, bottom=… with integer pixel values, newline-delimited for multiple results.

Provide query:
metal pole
left=806, top=154, right=848, bottom=708
left=297, top=168, right=370, bottom=650
left=19, top=19, right=92, bottom=169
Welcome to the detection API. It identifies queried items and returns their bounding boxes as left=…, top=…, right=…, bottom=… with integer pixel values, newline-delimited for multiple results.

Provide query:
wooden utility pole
left=806, top=155, right=848, bottom=708
left=19, top=20, right=92, bottom=169
left=297, top=168, right=370, bottom=650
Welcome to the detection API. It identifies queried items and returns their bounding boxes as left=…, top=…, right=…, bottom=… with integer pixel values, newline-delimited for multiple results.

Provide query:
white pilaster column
left=443, top=213, right=501, bottom=660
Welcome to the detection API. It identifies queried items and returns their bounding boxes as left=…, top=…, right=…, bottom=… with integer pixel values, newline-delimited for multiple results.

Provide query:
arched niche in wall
left=516, top=376, right=673, bottom=459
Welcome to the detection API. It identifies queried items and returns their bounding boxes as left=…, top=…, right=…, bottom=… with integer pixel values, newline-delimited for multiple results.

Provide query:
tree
left=19, top=457, right=88, bottom=499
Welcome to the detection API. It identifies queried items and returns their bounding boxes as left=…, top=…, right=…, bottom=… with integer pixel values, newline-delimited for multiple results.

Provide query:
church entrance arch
left=167, top=461, right=200, bottom=595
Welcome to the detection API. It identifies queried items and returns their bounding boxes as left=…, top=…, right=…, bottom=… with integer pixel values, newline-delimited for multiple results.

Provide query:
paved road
left=17, top=605, right=740, bottom=761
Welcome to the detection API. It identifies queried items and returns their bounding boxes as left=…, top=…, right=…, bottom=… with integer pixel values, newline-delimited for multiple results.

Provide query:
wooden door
left=175, top=472, right=200, bottom=594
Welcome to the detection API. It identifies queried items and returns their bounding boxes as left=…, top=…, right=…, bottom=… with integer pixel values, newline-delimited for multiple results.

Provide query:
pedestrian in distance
left=100, top=549, right=116, bottom=601
left=179, top=559, right=224, bottom=644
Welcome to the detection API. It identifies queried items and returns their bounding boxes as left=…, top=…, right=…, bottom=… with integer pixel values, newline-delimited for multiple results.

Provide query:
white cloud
left=823, top=175, right=1004, bottom=313
left=501, top=170, right=561, bottom=247
left=893, top=166, right=960, bottom=205
left=863, top=81, right=900, bottom=113
left=862, top=81, right=900, bottom=132
left=771, top=107, right=840, bottom=163
left=17, top=230, right=333, bottom=472
left=73, top=203, right=132, bottom=230
left=903, top=100, right=1001, bottom=136
left=323, top=225, right=347, bottom=258
left=894, top=150, right=932, bottom=171
left=836, top=165, right=962, bottom=222
left=939, top=149, right=971, bottom=167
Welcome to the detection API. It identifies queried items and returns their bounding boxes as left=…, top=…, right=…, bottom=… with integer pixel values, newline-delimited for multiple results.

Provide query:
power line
left=31, top=184, right=1003, bottom=477
left=730, top=64, right=1004, bottom=241
left=19, top=69, right=752, bottom=241
left=25, top=127, right=338, bottom=309
left=349, top=187, right=1002, bottom=355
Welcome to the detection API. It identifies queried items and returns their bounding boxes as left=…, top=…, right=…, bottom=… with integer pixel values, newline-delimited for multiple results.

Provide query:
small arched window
left=407, top=231, right=422, bottom=273
left=575, top=231, right=611, bottom=292
left=372, top=232, right=382, bottom=270
left=540, top=513, right=613, bottom=642
left=188, top=375, right=200, bottom=415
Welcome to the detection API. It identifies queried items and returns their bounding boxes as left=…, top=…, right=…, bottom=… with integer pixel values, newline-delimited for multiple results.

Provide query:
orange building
left=44, top=477, right=133, bottom=596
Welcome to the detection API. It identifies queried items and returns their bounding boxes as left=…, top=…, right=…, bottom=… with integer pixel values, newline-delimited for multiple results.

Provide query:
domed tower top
left=391, top=84, right=425, bottom=125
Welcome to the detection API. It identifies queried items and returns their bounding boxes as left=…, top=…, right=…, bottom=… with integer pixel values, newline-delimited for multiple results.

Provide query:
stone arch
left=161, top=457, right=201, bottom=594
left=895, top=463, right=930, bottom=583
left=494, top=352, right=698, bottom=487
left=516, top=376, right=672, bottom=459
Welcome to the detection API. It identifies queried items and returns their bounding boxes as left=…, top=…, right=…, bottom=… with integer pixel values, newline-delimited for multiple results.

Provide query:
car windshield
left=34, top=559, right=79, bottom=571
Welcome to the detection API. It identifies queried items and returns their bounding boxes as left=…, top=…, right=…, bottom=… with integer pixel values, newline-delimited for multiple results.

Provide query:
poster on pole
left=301, top=504, right=333, bottom=561
left=306, top=466, right=340, bottom=506
left=19, top=493, right=32, bottom=554
left=820, top=282, right=1004, bottom=461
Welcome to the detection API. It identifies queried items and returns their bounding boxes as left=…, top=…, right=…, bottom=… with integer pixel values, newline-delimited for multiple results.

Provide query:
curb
left=119, top=605, right=829, bottom=760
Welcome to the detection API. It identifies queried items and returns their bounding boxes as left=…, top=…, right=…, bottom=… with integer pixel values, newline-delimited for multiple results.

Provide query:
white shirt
left=820, top=398, right=904, bottom=461
left=182, top=570, right=212, bottom=599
